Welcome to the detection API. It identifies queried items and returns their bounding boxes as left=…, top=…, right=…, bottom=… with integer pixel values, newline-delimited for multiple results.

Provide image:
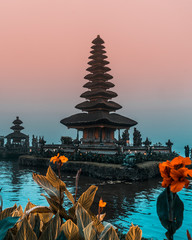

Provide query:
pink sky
left=0, top=0, right=192, bottom=153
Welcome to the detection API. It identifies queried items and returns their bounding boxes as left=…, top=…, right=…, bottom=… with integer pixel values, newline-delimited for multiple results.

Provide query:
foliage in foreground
left=157, top=156, right=192, bottom=240
left=0, top=165, right=142, bottom=240
left=1, top=154, right=192, bottom=240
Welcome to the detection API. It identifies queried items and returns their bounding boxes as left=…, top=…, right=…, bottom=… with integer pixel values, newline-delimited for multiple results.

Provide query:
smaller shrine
left=5, top=117, right=29, bottom=153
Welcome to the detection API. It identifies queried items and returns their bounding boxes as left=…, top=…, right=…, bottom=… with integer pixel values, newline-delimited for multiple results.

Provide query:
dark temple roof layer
left=61, top=35, right=137, bottom=129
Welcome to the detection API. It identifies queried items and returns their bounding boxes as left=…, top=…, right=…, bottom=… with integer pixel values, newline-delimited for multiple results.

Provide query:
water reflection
left=0, top=159, right=191, bottom=239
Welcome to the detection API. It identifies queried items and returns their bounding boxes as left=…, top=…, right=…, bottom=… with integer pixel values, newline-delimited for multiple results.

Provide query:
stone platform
left=19, top=155, right=161, bottom=181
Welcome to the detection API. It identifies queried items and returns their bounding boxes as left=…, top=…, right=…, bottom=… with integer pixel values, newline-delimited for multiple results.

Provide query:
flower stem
left=167, top=187, right=174, bottom=240
left=75, top=169, right=82, bottom=203
left=57, top=163, right=63, bottom=224
left=167, top=187, right=173, bottom=222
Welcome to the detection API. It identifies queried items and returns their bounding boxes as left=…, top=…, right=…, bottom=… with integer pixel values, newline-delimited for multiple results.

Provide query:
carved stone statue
left=143, top=137, right=151, bottom=147
left=184, top=145, right=190, bottom=157
left=166, top=139, right=173, bottom=152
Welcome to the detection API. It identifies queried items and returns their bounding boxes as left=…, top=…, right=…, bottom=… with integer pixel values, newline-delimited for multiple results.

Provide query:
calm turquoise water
left=0, top=159, right=191, bottom=240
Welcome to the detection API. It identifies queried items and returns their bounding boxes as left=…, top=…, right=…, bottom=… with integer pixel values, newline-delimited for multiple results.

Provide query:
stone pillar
left=83, top=129, right=87, bottom=139
left=95, top=128, right=99, bottom=139
left=77, top=130, right=79, bottom=141
left=99, top=128, right=102, bottom=143
left=118, top=129, right=120, bottom=142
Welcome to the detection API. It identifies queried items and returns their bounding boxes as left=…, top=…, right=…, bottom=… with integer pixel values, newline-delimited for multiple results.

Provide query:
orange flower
left=50, top=153, right=68, bottom=166
left=159, top=160, right=172, bottom=179
left=161, top=177, right=172, bottom=188
left=170, top=167, right=192, bottom=193
left=99, top=198, right=107, bottom=208
left=171, top=156, right=191, bottom=169
left=159, top=160, right=173, bottom=188
left=159, top=156, right=192, bottom=191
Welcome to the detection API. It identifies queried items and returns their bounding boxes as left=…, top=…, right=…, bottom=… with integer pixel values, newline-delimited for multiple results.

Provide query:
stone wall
left=19, top=155, right=161, bottom=181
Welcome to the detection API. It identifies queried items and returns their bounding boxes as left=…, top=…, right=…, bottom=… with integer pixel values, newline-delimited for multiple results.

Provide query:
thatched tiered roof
left=75, top=35, right=121, bottom=112
left=61, top=35, right=137, bottom=129
left=6, top=116, right=28, bottom=140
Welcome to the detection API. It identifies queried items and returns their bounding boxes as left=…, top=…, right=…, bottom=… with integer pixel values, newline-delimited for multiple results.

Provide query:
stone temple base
left=79, top=143, right=118, bottom=155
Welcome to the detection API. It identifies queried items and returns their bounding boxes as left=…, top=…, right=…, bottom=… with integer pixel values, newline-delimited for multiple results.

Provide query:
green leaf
left=0, top=217, right=19, bottom=240
left=157, top=189, right=184, bottom=234
left=75, top=203, right=92, bottom=238
left=15, top=216, right=37, bottom=240
left=60, top=219, right=79, bottom=240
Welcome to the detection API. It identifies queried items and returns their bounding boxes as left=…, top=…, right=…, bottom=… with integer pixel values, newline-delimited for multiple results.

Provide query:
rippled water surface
left=0, top=159, right=191, bottom=239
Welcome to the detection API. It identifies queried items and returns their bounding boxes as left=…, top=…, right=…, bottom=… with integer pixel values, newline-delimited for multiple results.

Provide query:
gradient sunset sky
left=0, top=0, right=192, bottom=154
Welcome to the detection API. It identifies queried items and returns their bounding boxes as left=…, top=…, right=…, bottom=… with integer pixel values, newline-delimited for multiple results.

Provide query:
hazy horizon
left=1, top=0, right=192, bottom=155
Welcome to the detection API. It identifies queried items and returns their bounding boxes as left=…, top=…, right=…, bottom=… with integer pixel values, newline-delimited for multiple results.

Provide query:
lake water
left=0, top=158, right=191, bottom=240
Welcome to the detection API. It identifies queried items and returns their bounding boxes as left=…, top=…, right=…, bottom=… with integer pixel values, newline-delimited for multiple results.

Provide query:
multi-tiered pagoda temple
left=61, top=35, right=137, bottom=148
left=5, top=117, right=29, bottom=153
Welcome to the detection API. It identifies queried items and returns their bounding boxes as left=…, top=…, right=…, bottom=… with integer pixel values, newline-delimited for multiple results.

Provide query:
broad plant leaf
left=38, top=211, right=54, bottom=224
left=33, top=173, right=61, bottom=202
left=65, top=188, right=75, bottom=206
left=100, top=226, right=119, bottom=240
left=23, top=201, right=53, bottom=228
left=33, top=214, right=41, bottom=239
left=0, top=216, right=19, bottom=240
left=0, top=204, right=17, bottom=221
left=157, top=189, right=184, bottom=234
left=96, top=213, right=106, bottom=222
left=125, top=223, right=142, bottom=240
left=75, top=203, right=92, bottom=238
left=60, top=219, right=79, bottom=240
left=12, top=205, right=23, bottom=218
left=25, top=206, right=52, bottom=215
left=15, top=216, right=37, bottom=240
left=24, top=201, right=36, bottom=214
left=56, top=231, right=67, bottom=240
left=39, top=212, right=60, bottom=240
left=91, top=215, right=104, bottom=234
left=41, top=194, right=70, bottom=220
left=12, top=205, right=24, bottom=231
left=46, top=166, right=75, bottom=205
left=69, top=185, right=98, bottom=219
left=83, top=221, right=96, bottom=240
left=78, top=185, right=98, bottom=211
left=46, top=166, right=66, bottom=191
left=33, top=166, right=75, bottom=206
left=3, top=229, right=15, bottom=240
